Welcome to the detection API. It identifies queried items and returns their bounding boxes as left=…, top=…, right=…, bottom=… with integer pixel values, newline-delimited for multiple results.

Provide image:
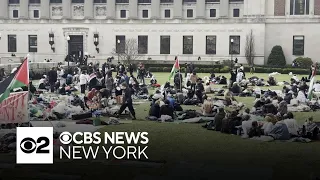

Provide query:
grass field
left=96, top=72, right=320, bottom=179
left=1, top=72, right=319, bottom=180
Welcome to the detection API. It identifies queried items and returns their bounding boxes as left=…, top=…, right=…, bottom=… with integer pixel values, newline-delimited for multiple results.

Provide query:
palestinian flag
left=169, top=56, right=180, bottom=80
left=0, top=58, right=29, bottom=103
left=307, top=64, right=317, bottom=100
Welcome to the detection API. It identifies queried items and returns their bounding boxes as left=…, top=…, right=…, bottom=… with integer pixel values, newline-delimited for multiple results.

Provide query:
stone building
left=0, top=0, right=317, bottom=65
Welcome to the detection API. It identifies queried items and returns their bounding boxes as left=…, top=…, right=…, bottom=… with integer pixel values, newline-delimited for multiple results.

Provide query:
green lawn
left=1, top=72, right=319, bottom=180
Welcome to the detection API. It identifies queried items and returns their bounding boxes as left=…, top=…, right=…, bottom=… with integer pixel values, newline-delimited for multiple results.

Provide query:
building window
left=94, top=0, right=106, bottom=3
left=183, top=0, right=196, bottom=3
left=116, top=35, right=125, bottom=53
left=160, top=0, right=173, bottom=3
left=138, top=0, right=151, bottom=3
left=229, top=36, right=240, bottom=55
left=183, top=36, right=193, bottom=54
left=138, top=36, right=148, bottom=54
left=50, top=0, right=62, bottom=3
left=210, top=9, right=216, bottom=17
left=29, top=0, right=40, bottom=3
left=72, top=0, right=84, bottom=3
left=293, top=36, right=304, bottom=55
left=120, top=10, right=127, bottom=18
left=160, top=36, right=170, bottom=54
left=33, top=10, right=39, bottom=18
left=13, top=10, right=19, bottom=18
left=116, top=0, right=129, bottom=3
left=9, top=0, right=20, bottom=4
left=290, top=0, right=309, bottom=15
left=206, top=36, right=216, bottom=54
left=187, top=9, right=193, bottom=18
left=8, top=35, right=17, bottom=53
left=164, top=9, right=171, bottom=18
left=142, top=10, right=149, bottom=18
left=28, top=35, right=38, bottom=53
left=233, top=9, right=240, bottom=17
left=206, top=0, right=220, bottom=2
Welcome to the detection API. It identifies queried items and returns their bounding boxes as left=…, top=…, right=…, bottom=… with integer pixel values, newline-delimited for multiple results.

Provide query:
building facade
left=0, top=0, right=318, bottom=65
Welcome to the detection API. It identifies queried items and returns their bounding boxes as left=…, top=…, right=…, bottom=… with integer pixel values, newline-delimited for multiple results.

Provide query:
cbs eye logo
left=59, top=132, right=72, bottom=145
left=20, top=137, right=50, bottom=154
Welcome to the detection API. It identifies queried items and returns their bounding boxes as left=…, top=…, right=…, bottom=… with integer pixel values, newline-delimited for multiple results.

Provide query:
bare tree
left=112, top=38, right=141, bottom=65
left=245, top=29, right=255, bottom=66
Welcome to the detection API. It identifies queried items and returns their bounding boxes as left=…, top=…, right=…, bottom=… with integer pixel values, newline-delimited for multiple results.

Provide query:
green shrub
left=220, top=66, right=230, bottom=73
left=293, top=57, right=313, bottom=69
left=214, top=68, right=220, bottom=73
left=163, top=67, right=171, bottom=72
left=222, top=60, right=233, bottom=67
left=267, top=45, right=286, bottom=67
left=148, top=67, right=159, bottom=72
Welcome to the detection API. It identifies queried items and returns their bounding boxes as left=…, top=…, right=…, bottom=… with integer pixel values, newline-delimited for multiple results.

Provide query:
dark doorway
left=68, top=35, right=83, bottom=63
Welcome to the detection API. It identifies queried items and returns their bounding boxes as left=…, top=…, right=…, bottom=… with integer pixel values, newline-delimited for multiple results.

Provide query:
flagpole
left=27, top=54, right=31, bottom=127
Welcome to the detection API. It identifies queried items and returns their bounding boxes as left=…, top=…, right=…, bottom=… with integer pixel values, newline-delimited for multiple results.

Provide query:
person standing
left=174, top=71, right=183, bottom=90
left=129, top=63, right=134, bottom=77
left=48, top=67, right=57, bottom=93
left=230, top=69, right=237, bottom=87
left=309, top=64, right=315, bottom=80
left=190, top=71, right=198, bottom=91
left=116, top=83, right=136, bottom=120
left=79, top=71, right=87, bottom=94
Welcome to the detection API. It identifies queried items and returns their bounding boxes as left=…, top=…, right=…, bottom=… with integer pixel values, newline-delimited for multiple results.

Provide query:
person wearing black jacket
left=116, top=83, right=136, bottom=120
left=129, top=64, right=134, bottom=76
left=174, top=71, right=183, bottom=90
left=230, top=69, right=237, bottom=87
left=48, top=67, right=57, bottom=93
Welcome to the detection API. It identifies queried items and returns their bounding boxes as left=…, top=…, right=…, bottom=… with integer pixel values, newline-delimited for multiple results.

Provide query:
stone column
left=41, top=0, right=50, bottom=19
left=107, top=0, right=116, bottom=19
left=20, top=0, right=29, bottom=19
left=173, top=0, right=182, bottom=19
left=0, top=0, right=8, bottom=19
left=220, top=0, right=229, bottom=17
left=63, top=0, right=72, bottom=19
left=129, top=0, right=138, bottom=19
left=84, top=0, right=94, bottom=19
left=285, top=0, right=290, bottom=15
left=310, top=0, right=315, bottom=15
left=196, top=0, right=205, bottom=19
left=151, top=0, right=160, bottom=19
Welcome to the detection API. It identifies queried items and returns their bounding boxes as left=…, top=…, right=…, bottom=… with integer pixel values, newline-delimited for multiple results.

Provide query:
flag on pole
left=307, top=64, right=317, bottom=100
left=169, top=56, right=180, bottom=80
left=0, top=57, right=29, bottom=103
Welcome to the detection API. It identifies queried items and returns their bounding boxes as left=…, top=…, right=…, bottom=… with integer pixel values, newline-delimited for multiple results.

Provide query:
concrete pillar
left=196, top=0, right=205, bottom=19
left=129, top=0, right=138, bottom=19
left=41, top=0, right=50, bottom=19
left=310, top=0, right=314, bottom=15
left=63, top=0, right=72, bottom=19
left=285, top=0, right=290, bottom=15
left=20, top=0, right=29, bottom=19
left=0, top=0, right=8, bottom=19
left=151, top=0, right=160, bottom=19
left=84, top=0, right=94, bottom=19
left=107, top=0, right=116, bottom=19
left=173, top=0, right=182, bottom=19
left=220, top=0, right=229, bottom=17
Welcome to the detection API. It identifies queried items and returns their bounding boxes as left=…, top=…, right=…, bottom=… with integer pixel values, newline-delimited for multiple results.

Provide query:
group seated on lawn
left=146, top=70, right=320, bottom=142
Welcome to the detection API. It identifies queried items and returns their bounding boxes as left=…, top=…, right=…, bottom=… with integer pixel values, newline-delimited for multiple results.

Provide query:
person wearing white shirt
left=313, top=81, right=320, bottom=92
left=79, top=71, right=88, bottom=94
left=236, top=71, right=244, bottom=83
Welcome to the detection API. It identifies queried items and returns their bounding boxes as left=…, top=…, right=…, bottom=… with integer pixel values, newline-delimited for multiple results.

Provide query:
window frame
left=28, top=35, right=38, bottom=53
left=160, top=36, right=170, bottom=54
left=13, top=10, right=19, bottom=18
left=116, top=35, right=126, bottom=54
left=29, top=0, right=41, bottom=4
left=50, top=0, right=62, bottom=3
left=94, top=0, right=107, bottom=3
left=206, top=36, right=217, bottom=55
left=33, top=10, right=40, bottom=18
left=293, top=35, right=305, bottom=56
left=233, top=9, right=240, bottom=17
left=120, top=10, right=127, bottom=18
left=183, top=36, right=193, bottom=55
left=9, top=0, right=20, bottom=4
left=142, top=10, right=149, bottom=18
left=187, top=9, right=193, bottom=18
left=164, top=9, right=171, bottom=18
left=209, top=9, right=216, bottom=17
left=290, top=0, right=310, bottom=15
left=229, top=36, right=240, bottom=55
left=8, top=35, right=17, bottom=53
left=72, top=0, right=84, bottom=3
left=138, top=36, right=148, bottom=54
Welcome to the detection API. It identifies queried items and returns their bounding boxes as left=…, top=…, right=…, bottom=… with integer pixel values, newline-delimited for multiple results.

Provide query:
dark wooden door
left=68, top=35, right=83, bottom=61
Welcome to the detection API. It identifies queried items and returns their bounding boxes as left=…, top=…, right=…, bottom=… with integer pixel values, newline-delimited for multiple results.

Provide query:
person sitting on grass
left=204, top=82, right=212, bottom=94
left=202, top=97, right=214, bottom=116
left=267, top=76, right=277, bottom=86
left=224, top=88, right=237, bottom=106
left=230, top=82, right=241, bottom=95
left=87, top=88, right=97, bottom=101
left=160, top=100, right=174, bottom=119
left=149, top=100, right=161, bottom=119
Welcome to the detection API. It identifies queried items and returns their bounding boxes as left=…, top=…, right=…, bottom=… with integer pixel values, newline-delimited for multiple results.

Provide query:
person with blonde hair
left=202, top=97, right=214, bottom=116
